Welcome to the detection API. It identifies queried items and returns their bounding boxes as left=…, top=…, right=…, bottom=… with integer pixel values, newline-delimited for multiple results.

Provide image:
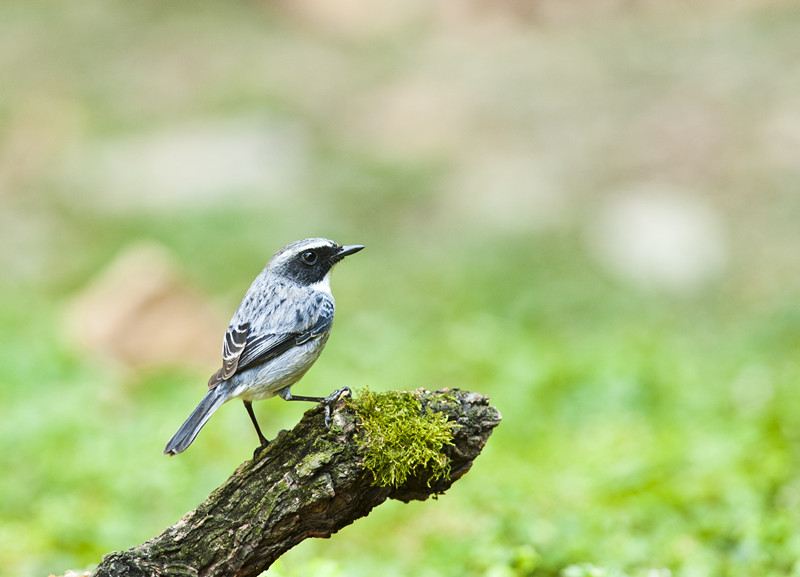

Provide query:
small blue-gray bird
left=163, top=238, right=364, bottom=455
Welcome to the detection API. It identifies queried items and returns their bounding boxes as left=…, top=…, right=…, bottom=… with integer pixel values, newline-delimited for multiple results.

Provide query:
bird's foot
left=252, top=437, right=271, bottom=459
left=323, top=387, right=352, bottom=428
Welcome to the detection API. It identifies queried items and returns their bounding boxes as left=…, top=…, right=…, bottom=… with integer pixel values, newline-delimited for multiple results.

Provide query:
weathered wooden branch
left=90, top=389, right=501, bottom=577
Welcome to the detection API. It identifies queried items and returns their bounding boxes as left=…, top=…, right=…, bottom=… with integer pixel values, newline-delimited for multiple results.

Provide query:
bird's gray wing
left=207, top=322, right=251, bottom=389
left=235, top=299, right=334, bottom=372
left=207, top=299, right=334, bottom=389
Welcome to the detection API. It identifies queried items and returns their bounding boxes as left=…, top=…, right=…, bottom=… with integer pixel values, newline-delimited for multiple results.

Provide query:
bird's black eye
left=300, top=250, right=318, bottom=266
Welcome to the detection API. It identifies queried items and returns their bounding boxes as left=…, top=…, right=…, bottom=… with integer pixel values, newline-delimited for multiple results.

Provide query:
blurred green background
left=2, top=1, right=800, bottom=576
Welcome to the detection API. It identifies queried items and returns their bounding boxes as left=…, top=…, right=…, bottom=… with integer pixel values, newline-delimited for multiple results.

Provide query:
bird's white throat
left=311, top=272, right=333, bottom=295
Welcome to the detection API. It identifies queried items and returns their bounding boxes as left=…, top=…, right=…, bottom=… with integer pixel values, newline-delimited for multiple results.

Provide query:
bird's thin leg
left=243, top=400, right=269, bottom=447
left=279, top=386, right=352, bottom=427
left=280, top=393, right=325, bottom=402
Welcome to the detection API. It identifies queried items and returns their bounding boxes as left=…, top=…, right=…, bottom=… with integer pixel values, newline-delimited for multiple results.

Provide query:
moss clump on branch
left=347, top=388, right=457, bottom=488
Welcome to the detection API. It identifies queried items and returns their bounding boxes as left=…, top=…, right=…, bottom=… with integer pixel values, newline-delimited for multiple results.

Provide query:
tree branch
left=90, top=388, right=501, bottom=577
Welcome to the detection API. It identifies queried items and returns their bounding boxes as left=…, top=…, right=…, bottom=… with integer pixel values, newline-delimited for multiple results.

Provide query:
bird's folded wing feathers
left=207, top=300, right=334, bottom=389
left=207, top=322, right=250, bottom=388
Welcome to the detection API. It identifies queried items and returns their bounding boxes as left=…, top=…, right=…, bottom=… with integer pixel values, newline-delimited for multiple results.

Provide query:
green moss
left=348, top=389, right=456, bottom=488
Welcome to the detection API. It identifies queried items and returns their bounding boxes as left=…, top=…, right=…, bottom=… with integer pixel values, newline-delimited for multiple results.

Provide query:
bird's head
left=268, top=238, right=365, bottom=288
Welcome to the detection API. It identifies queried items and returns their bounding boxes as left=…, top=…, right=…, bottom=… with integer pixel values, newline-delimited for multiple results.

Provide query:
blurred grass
left=3, top=1, right=800, bottom=577
left=2, top=213, right=800, bottom=577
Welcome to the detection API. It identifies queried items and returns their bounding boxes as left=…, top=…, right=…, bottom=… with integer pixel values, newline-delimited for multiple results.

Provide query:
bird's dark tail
left=164, top=386, right=229, bottom=455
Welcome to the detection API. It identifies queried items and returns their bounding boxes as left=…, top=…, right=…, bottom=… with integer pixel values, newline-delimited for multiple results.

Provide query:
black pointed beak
left=334, top=244, right=365, bottom=262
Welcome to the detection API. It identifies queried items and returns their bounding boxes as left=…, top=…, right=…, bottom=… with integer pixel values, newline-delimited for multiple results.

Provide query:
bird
left=163, top=238, right=364, bottom=456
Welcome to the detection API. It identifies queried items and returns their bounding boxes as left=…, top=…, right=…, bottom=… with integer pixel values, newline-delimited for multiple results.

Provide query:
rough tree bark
left=90, top=388, right=501, bottom=577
